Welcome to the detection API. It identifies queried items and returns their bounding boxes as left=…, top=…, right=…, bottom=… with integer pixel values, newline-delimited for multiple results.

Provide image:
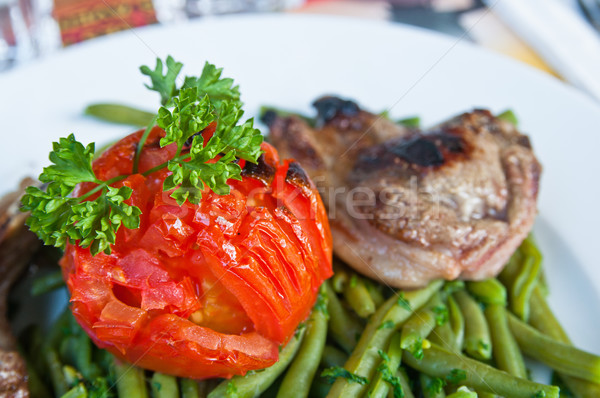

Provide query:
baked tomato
left=60, top=126, right=333, bottom=379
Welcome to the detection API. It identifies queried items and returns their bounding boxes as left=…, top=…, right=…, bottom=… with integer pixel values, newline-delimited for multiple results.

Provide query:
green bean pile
left=20, top=236, right=600, bottom=398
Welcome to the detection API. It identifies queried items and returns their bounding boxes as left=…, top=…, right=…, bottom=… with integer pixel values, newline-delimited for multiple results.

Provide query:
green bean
left=365, top=280, right=386, bottom=308
left=179, top=379, right=202, bottom=398
left=309, top=376, right=332, bottom=398
left=453, top=290, right=491, bottom=360
left=47, top=308, right=73, bottom=349
left=499, top=236, right=541, bottom=321
left=466, top=279, right=506, bottom=306
left=151, top=372, right=179, bottom=398
left=511, top=237, right=542, bottom=321
left=60, top=332, right=101, bottom=380
left=496, top=109, right=518, bottom=125
left=400, top=295, right=442, bottom=358
left=484, top=304, right=527, bottom=378
left=24, top=360, right=52, bottom=398
left=321, top=345, right=348, bottom=369
left=402, top=344, right=559, bottom=398
left=44, top=347, right=69, bottom=397
left=278, top=303, right=328, bottom=398
left=63, top=365, right=80, bottom=387
left=420, top=373, right=446, bottom=398
left=474, top=391, right=496, bottom=398
left=331, top=271, right=348, bottom=293
left=528, top=286, right=570, bottom=343
left=394, top=368, right=415, bottom=398
left=447, top=296, right=464, bottom=352
left=397, top=116, right=421, bottom=128
left=61, top=383, right=88, bottom=398
left=327, top=280, right=443, bottom=398
left=208, top=328, right=305, bottom=398
left=343, top=274, right=376, bottom=318
left=446, top=386, right=476, bottom=398
left=507, top=313, right=600, bottom=383
left=31, top=269, right=65, bottom=296
left=428, top=318, right=457, bottom=354
left=85, top=103, right=155, bottom=126
left=553, top=375, right=600, bottom=398
left=324, top=281, right=362, bottom=353
left=537, top=266, right=550, bottom=297
left=529, top=286, right=600, bottom=397
left=113, top=358, right=149, bottom=398
left=19, top=325, right=46, bottom=377
left=367, top=333, right=403, bottom=398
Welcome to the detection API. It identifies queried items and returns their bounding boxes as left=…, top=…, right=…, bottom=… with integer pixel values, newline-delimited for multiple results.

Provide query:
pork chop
left=266, top=97, right=541, bottom=288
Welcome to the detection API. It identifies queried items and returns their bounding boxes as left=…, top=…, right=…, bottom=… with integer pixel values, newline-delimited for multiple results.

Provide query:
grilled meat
left=0, top=179, right=40, bottom=397
left=267, top=97, right=541, bottom=288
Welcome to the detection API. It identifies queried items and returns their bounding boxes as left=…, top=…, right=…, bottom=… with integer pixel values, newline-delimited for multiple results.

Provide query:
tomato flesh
left=61, top=127, right=333, bottom=379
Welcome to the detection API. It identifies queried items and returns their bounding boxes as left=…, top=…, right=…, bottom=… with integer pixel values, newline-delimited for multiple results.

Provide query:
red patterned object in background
left=53, top=0, right=157, bottom=45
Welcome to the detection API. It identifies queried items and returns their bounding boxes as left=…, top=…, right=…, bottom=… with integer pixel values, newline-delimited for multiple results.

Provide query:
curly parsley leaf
left=40, top=134, right=98, bottom=188
left=21, top=137, right=141, bottom=256
left=70, top=186, right=141, bottom=255
left=321, top=367, right=368, bottom=385
left=159, top=95, right=263, bottom=205
left=23, top=57, right=262, bottom=256
left=182, top=62, right=241, bottom=110
left=140, top=55, right=183, bottom=106
left=157, top=88, right=215, bottom=150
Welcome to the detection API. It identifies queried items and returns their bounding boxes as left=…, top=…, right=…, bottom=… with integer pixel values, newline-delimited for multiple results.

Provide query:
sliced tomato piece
left=61, top=127, right=332, bottom=379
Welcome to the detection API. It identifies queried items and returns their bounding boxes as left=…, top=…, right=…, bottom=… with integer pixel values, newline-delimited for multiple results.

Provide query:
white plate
left=1, top=14, right=599, bottom=359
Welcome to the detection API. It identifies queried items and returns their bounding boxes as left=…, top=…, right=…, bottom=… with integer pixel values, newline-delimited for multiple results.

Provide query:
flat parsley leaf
left=140, top=55, right=183, bottom=105
left=321, top=367, right=368, bottom=385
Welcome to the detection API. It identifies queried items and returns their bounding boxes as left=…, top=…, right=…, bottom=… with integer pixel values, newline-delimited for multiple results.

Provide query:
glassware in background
left=183, top=0, right=303, bottom=19
left=0, top=0, right=60, bottom=71
left=1, top=0, right=34, bottom=70
left=390, top=0, right=483, bottom=38
left=0, top=0, right=304, bottom=71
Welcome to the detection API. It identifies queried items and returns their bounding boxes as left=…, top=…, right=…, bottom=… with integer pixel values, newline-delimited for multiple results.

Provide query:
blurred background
left=1, top=0, right=599, bottom=100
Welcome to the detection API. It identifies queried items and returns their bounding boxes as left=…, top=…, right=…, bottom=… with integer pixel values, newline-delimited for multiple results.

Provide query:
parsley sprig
left=22, top=56, right=263, bottom=255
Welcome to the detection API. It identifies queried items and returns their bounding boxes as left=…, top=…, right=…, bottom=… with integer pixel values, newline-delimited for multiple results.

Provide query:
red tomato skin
left=61, top=127, right=332, bottom=379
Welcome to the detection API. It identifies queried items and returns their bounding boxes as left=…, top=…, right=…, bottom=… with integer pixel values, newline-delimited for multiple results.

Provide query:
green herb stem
left=132, top=115, right=158, bottom=174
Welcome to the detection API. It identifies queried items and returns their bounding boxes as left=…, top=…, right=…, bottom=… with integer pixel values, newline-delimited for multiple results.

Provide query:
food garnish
left=21, top=56, right=262, bottom=256
left=20, top=56, right=333, bottom=379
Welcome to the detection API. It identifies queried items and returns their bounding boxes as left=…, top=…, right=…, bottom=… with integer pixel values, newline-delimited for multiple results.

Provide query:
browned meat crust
left=268, top=97, right=541, bottom=288
left=0, top=178, right=40, bottom=397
